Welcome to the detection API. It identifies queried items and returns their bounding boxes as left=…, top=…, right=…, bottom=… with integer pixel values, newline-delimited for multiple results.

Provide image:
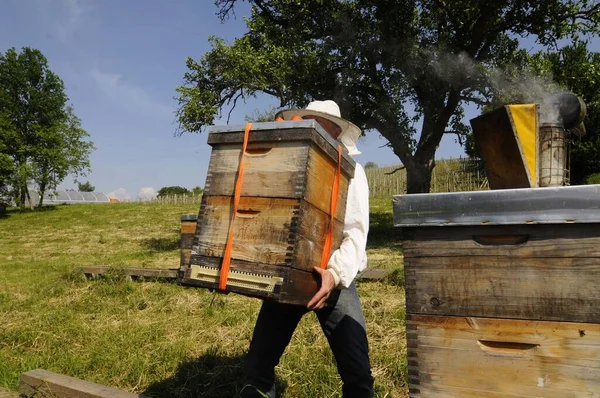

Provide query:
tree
left=191, top=186, right=204, bottom=195
left=176, top=0, right=600, bottom=193
left=364, top=162, right=378, bottom=170
left=157, top=186, right=191, bottom=197
left=32, top=106, right=95, bottom=206
left=78, top=180, right=96, bottom=192
left=0, top=47, right=94, bottom=207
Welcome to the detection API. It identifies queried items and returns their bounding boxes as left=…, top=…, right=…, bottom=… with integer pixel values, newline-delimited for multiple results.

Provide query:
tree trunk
left=37, top=183, right=46, bottom=208
left=404, top=90, right=461, bottom=194
left=406, top=159, right=435, bottom=194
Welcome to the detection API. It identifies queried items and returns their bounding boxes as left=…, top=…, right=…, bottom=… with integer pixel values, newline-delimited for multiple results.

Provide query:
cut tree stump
left=19, top=369, right=146, bottom=398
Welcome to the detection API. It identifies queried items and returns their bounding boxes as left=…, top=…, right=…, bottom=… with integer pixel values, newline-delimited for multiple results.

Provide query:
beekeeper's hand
left=307, top=267, right=335, bottom=310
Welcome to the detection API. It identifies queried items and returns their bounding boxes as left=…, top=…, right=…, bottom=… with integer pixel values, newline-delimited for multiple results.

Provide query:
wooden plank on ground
left=77, top=266, right=178, bottom=279
left=0, top=387, right=18, bottom=398
left=19, top=369, right=146, bottom=398
left=357, top=268, right=388, bottom=281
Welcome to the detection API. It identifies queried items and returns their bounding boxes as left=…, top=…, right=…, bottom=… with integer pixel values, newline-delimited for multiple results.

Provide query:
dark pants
left=243, top=283, right=374, bottom=397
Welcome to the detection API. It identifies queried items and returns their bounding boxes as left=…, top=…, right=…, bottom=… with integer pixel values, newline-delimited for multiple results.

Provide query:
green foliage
left=0, top=47, right=94, bottom=207
left=585, top=173, right=600, bottom=185
left=364, top=161, right=378, bottom=170
left=191, top=186, right=203, bottom=195
left=77, top=181, right=95, bottom=192
left=157, top=186, right=191, bottom=197
left=178, top=0, right=600, bottom=193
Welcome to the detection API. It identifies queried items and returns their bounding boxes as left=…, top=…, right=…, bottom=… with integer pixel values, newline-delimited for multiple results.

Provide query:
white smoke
left=138, top=187, right=157, bottom=200
left=108, top=188, right=131, bottom=202
left=424, top=48, right=567, bottom=124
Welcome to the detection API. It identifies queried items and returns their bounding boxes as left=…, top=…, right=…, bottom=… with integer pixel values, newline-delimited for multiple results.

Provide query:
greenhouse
left=26, top=190, right=111, bottom=207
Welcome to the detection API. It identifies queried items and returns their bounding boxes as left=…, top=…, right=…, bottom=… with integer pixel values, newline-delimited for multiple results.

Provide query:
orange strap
left=219, top=122, right=252, bottom=290
left=320, top=145, right=343, bottom=269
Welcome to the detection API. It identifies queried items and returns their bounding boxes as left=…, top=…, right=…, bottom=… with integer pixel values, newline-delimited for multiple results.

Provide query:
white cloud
left=91, top=67, right=174, bottom=117
left=107, top=188, right=131, bottom=201
left=138, top=187, right=157, bottom=199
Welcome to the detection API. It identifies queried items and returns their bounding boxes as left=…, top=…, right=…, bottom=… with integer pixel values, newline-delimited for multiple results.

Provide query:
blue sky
left=1, top=1, right=597, bottom=199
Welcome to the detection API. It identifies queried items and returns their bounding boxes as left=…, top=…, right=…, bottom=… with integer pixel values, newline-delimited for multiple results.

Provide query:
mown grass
left=0, top=200, right=406, bottom=397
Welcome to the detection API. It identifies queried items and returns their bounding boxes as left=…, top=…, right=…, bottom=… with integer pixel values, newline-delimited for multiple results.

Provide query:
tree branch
left=460, top=94, right=489, bottom=107
left=226, top=90, right=244, bottom=124
left=385, top=165, right=406, bottom=175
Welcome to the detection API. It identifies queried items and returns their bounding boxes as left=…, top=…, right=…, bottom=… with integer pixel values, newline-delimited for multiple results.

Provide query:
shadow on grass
left=367, top=211, right=403, bottom=251
left=141, top=237, right=181, bottom=252
left=4, top=205, right=61, bottom=216
left=143, top=351, right=287, bottom=398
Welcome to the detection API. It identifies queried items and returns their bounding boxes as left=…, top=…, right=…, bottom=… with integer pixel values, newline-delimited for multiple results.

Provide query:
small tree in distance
left=157, top=186, right=191, bottom=197
left=77, top=181, right=95, bottom=192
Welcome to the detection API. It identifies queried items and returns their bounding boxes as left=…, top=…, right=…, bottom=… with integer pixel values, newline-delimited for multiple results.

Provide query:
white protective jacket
left=326, top=163, right=369, bottom=288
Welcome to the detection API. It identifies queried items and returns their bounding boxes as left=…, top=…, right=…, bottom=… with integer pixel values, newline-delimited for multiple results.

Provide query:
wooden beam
left=19, top=369, right=146, bottom=398
left=0, top=387, right=18, bottom=398
left=77, top=266, right=179, bottom=279
left=357, top=268, right=388, bottom=281
left=77, top=265, right=388, bottom=282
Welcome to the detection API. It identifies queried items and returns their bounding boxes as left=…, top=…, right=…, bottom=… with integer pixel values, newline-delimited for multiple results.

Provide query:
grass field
left=0, top=198, right=407, bottom=397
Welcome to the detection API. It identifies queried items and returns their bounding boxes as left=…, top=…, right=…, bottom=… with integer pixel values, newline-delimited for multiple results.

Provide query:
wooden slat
left=305, top=145, right=349, bottom=221
left=407, top=315, right=600, bottom=397
left=206, top=128, right=356, bottom=178
left=194, top=196, right=297, bottom=266
left=405, top=255, right=600, bottom=322
left=203, top=141, right=310, bottom=199
left=78, top=266, right=178, bottom=279
left=19, top=369, right=145, bottom=398
left=402, top=224, right=600, bottom=258
left=0, top=388, right=18, bottom=398
left=357, top=268, right=387, bottom=280
left=294, top=200, right=344, bottom=271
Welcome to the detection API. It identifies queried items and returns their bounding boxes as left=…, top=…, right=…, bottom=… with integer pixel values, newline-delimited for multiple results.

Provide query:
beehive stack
left=393, top=185, right=600, bottom=397
left=179, top=120, right=355, bottom=306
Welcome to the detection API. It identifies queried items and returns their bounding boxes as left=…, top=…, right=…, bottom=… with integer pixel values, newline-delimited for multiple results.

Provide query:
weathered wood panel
left=405, top=255, right=600, bottom=322
left=194, top=196, right=298, bottom=265
left=19, top=369, right=145, bottom=398
left=204, top=142, right=349, bottom=222
left=402, top=224, right=600, bottom=258
left=294, top=200, right=344, bottom=271
left=305, top=145, right=349, bottom=221
left=407, top=315, right=600, bottom=398
left=203, top=142, right=309, bottom=199
left=0, top=387, right=18, bottom=398
left=206, top=127, right=356, bottom=177
left=78, top=266, right=178, bottom=279
left=180, top=216, right=197, bottom=268
left=193, top=195, right=344, bottom=271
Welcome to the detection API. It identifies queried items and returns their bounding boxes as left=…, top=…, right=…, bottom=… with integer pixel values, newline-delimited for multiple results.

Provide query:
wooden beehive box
left=179, top=120, right=355, bottom=305
left=393, top=185, right=600, bottom=397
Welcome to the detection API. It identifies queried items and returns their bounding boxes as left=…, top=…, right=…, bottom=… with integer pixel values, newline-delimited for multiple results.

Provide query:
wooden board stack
left=179, top=120, right=355, bottom=306
left=393, top=185, right=600, bottom=397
